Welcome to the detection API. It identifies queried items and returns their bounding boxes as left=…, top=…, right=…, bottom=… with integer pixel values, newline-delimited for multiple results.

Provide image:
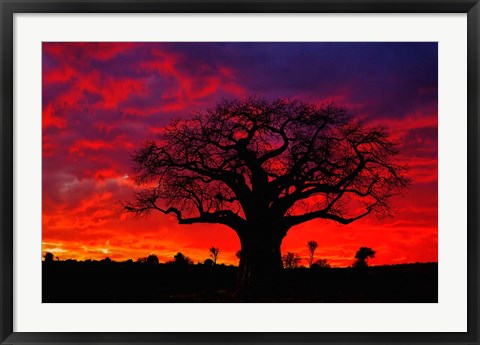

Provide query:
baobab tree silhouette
left=123, top=97, right=409, bottom=297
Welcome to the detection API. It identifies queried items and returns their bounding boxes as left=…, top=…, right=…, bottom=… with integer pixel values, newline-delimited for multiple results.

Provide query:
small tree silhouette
left=44, top=252, right=54, bottom=262
left=173, top=252, right=193, bottom=265
left=203, top=258, right=214, bottom=266
left=306, top=240, right=319, bottom=267
left=353, top=247, right=376, bottom=268
left=146, top=254, right=159, bottom=265
left=282, top=252, right=301, bottom=269
left=209, top=246, right=220, bottom=265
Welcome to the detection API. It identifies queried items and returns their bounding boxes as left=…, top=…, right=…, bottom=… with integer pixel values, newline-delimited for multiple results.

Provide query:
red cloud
left=43, top=42, right=135, bottom=63
left=43, top=65, right=76, bottom=86
left=43, top=103, right=67, bottom=129
left=69, top=135, right=135, bottom=157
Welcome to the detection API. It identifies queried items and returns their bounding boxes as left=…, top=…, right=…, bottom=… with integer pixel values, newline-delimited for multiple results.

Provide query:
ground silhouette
left=42, top=257, right=437, bottom=303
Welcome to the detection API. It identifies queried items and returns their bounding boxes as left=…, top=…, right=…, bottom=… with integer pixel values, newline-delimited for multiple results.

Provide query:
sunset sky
left=42, top=42, right=437, bottom=267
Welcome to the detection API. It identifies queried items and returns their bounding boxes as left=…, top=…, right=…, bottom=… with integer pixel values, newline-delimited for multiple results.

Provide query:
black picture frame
left=1, top=0, right=479, bottom=344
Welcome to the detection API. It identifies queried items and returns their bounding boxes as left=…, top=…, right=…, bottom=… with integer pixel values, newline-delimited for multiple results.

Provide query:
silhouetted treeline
left=43, top=259, right=437, bottom=303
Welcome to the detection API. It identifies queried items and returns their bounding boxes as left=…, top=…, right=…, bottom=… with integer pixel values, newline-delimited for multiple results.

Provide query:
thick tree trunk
left=237, top=233, right=284, bottom=300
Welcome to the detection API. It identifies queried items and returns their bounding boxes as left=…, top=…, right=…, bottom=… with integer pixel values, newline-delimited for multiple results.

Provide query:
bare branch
left=123, top=97, right=409, bottom=235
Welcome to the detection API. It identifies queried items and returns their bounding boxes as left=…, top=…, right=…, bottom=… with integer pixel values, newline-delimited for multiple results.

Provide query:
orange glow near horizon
left=42, top=42, right=438, bottom=268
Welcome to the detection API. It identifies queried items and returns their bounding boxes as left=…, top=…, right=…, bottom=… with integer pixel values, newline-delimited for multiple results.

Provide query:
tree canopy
left=124, top=97, right=409, bottom=237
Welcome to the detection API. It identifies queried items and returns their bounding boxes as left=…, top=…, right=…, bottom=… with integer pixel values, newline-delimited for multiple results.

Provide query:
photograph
left=42, top=42, right=438, bottom=303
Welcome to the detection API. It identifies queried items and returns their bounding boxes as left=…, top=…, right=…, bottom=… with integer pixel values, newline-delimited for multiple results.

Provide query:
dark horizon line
left=43, top=257, right=438, bottom=267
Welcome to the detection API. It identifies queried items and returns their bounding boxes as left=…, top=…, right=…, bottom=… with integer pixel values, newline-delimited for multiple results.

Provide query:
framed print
left=1, top=0, right=479, bottom=344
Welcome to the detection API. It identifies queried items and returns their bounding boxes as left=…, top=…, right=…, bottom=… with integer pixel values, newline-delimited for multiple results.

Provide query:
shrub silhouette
left=203, top=258, right=214, bottom=266
left=148, top=255, right=159, bottom=265
left=44, top=252, right=54, bottom=262
left=311, top=259, right=331, bottom=269
left=353, top=247, right=376, bottom=268
left=282, top=252, right=301, bottom=269
left=173, top=252, right=193, bottom=265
